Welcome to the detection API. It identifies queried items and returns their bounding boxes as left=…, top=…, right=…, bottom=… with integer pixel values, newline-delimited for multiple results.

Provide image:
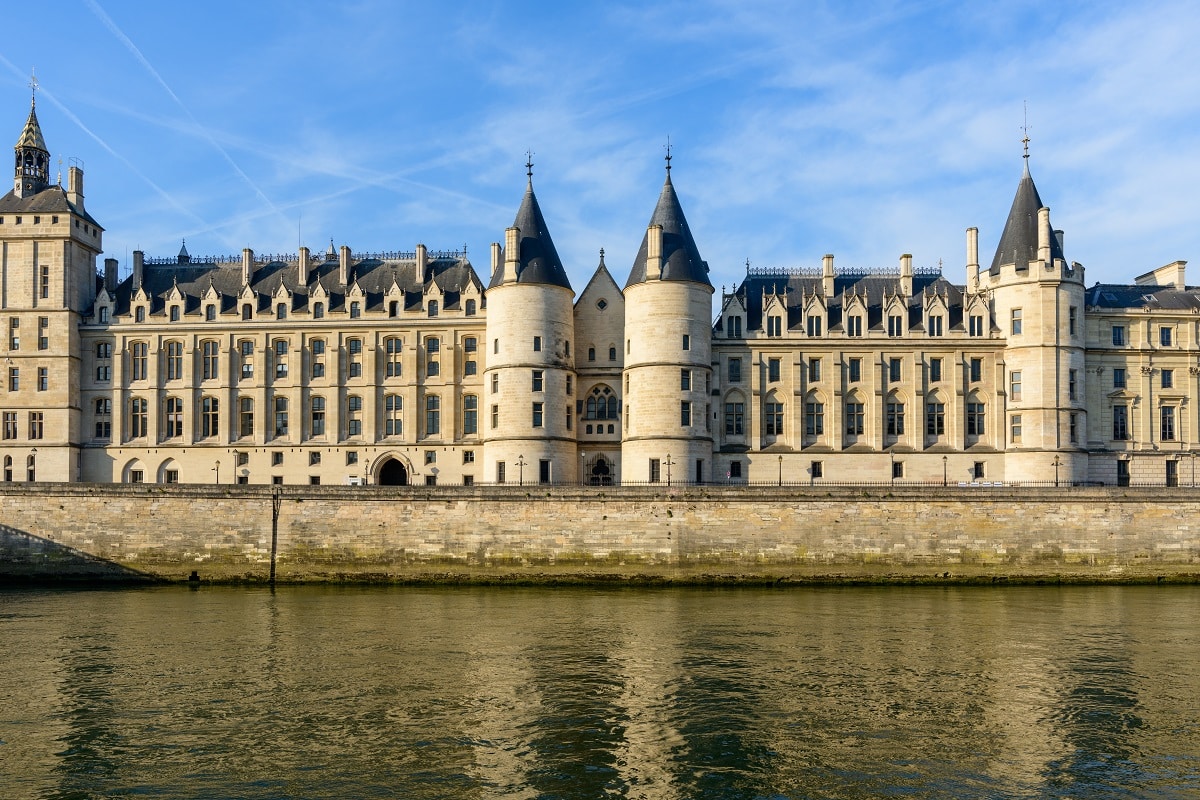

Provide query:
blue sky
left=4, top=0, right=1199, bottom=298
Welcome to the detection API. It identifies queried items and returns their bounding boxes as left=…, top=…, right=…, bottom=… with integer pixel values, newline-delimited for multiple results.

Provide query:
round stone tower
left=621, top=160, right=714, bottom=484
left=482, top=165, right=577, bottom=485
left=984, top=154, right=1087, bottom=484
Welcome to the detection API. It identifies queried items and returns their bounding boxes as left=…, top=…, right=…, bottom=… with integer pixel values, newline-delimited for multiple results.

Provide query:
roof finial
left=56, top=156, right=62, bottom=186
left=598, top=247, right=605, bottom=266
left=745, top=257, right=751, bottom=272
left=1021, top=100, right=1032, bottom=161
left=525, top=150, right=534, bottom=180
left=664, top=136, right=672, bottom=175
left=29, top=69, right=38, bottom=107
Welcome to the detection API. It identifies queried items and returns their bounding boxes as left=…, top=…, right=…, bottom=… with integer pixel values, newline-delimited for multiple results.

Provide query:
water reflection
left=0, top=587, right=1198, bottom=799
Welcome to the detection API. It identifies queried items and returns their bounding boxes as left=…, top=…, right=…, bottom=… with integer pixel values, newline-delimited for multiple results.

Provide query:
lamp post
left=213, top=460, right=221, bottom=485
left=1053, top=455, right=1061, bottom=487
left=778, top=454, right=783, bottom=487
left=516, top=455, right=526, bottom=486
left=664, top=453, right=674, bottom=486
left=942, top=455, right=947, bottom=487
left=364, top=457, right=371, bottom=486
left=889, top=450, right=896, bottom=486
left=29, top=447, right=36, bottom=483
left=580, top=452, right=587, bottom=486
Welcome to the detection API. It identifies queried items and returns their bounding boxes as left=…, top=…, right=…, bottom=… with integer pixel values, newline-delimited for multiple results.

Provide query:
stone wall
left=0, top=483, right=1198, bottom=583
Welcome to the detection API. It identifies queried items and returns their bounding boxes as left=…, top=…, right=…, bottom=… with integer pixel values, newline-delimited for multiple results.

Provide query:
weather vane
left=664, top=136, right=672, bottom=174
left=1021, top=100, right=1032, bottom=160
left=29, top=68, right=38, bottom=105
left=525, top=150, right=534, bottom=179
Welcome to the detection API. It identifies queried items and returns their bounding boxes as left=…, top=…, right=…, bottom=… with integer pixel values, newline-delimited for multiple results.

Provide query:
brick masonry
left=1, top=484, right=1197, bottom=583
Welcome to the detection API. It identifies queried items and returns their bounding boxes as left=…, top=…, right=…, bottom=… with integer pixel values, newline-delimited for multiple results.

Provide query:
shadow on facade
left=0, top=524, right=159, bottom=585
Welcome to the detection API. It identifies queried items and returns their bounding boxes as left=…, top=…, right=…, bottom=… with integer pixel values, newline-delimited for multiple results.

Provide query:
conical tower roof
left=489, top=176, right=572, bottom=290
left=989, top=160, right=1065, bottom=272
left=626, top=169, right=711, bottom=288
left=15, top=99, right=47, bottom=152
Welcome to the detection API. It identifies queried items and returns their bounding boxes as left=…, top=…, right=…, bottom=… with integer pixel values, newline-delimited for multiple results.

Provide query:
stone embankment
left=1, top=484, right=1197, bottom=584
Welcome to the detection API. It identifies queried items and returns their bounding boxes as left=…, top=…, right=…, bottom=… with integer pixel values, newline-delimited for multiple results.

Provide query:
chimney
left=899, top=253, right=913, bottom=297
left=966, top=227, right=979, bottom=289
left=646, top=224, right=663, bottom=280
left=503, top=227, right=520, bottom=284
left=491, top=242, right=502, bottom=283
left=298, top=246, right=311, bottom=285
left=104, top=258, right=118, bottom=293
left=416, top=243, right=429, bottom=282
left=67, top=165, right=84, bottom=211
left=241, top=248, right=254, bottom=286
left=132, top=250, right=144, bottom=291
left=1037, top=207, right=1052, bottom=266
left=339, top=245, right=351, bottom=285
left=1054, top=229, right=1065, bottom=257
left=822, top=254, right=835, bottom=297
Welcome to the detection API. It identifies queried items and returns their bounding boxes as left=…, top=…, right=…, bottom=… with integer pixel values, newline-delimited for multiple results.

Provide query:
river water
left=1, top=586, right=1198, bottom=799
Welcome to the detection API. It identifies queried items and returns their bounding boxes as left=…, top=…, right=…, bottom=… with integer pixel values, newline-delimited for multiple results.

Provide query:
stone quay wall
left=1, top=483, right=1198, bottom=584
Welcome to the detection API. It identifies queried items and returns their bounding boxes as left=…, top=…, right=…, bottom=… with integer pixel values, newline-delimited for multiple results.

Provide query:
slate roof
left=626, top=172, right=711, bottom=288
left=104, top=254, right=483, bottom=319
left=0, top=185, right=104, bottom=229
left=722, top=269, right=963, bottom=335
left=1087, top=283, right=1200, bottom=311
left=489, top=180, right=572, bottom=291
left=989, top=161, right=1066, bottom=272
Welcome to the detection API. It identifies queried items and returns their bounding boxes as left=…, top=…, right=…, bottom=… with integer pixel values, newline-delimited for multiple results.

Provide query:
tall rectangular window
left=728, top=358, right=742, bottom=383
left=463, top=395, right=477, bottom=435
left=37, top=317, right=48, bottom=350
left=805, top=402, right=824, bottom=436
left=425, top=395, right=440, bottom=435
left=1161, top=326, right=1172, bottom=346
left=888, top=314, right=903, bottom=337
left=1011, top=308, right=1023, bottom=335
left=1113, top=368, right=1126, bottom=389
left=310, top=396, right=326, bottom=437
left=969, top=358, right=982, bottom=383
left=682, top=334, right=691, bottom=351
left=2, top=411, right=15, bottom=439
left=845, top=402, right=864, bottom=435
left=807, top=316, right=823, bottom=337
left=925, top=402, right=945, bottom=436
left=889, top=358, right=901, bottom=382
left=1010, top=371, right=1022, bottom=401
left=532, top=336, right=541, bottom=352
left=848, top=358, right=862, bottom=383
left=969, top=315, right=984, bottom=337
left=767, top=316, right=782, bottom=337
left=768, top=359, right=780, bottom=382
left=1161, top=406, right=1176, bottom=441
left=531, top=401, right=543, bottom=428
left=1069, top=307, right=1077, bottom=336
left=649, top=458, right=661, bottom=483
left=131, top=341, right=148, bottom=381
left=37, top=367, right=47, bottom=391
left=680, top=401, right=691, bottom=427
left=28, top=411, right=43, bottom=440
left=1010, top=414, right=1022, bottom=443
left=929, top=358, right=942, bottom=383
left=681, top=369, right=691, bottom=390
left=167, top=341, right=184, bottom=381
left=1162, top=369, right=1174, bottom=389
left=1113, top=405, right=1128, bottom=440
left=532, top=370, right=544, bottom=392
left=385, top=337, right=402, bottom=377
left=764, top=401, right=783, bottom=435
left=202, top=341, right=219, bottom=381
left=846, top=316, right=862, bottom=337
left=1069, top=369, right=1078, bottom=400
left=1112, top=325, right=1126, bottom=346
left=724, top=402, right=744, bottom=435
left=808, top=358, right=821, bottom=382
left=927, top=315, right=943, bottom=336
left=966, top=402, right=985, bottom=436
left=274, top=340, right=288, bottom=378
left=40, top=266, right=49, bottom=299
left=886, top=402, right=904, bottom=435
left=239, top=397, right=254, bottom=438
left=7, top=318, right=17, bottom=351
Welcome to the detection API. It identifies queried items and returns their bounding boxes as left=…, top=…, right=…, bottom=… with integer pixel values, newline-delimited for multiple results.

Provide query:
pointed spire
left=598, top=247, right=605, bottom=267
left=626, top=156, right=711, bottom=288
left=488, top=161, right=572, bottom=291
left=989, top=154, right=1064, bottom=272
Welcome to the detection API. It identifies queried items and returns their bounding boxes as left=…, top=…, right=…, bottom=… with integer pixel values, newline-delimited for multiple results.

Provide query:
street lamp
left=664, top=453, right=674, bottom=486
left=889, top=450, right=896, bottom=486
left=778, top=454, right=783, bottom=487
left=580, top=452, right=587, bottom=486
left=213, top=460, right=221, bottom=484
left=1053, top=455, right=1061, bottom=487
left=942, top=455, right=948, bottom=487
left=516, top=455, right=526, bottom=486
left=364, top=457, right=371, bottom=486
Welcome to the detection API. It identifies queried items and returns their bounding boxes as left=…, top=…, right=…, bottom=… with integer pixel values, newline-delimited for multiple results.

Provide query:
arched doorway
left=377, top=458, right=409, bottom=486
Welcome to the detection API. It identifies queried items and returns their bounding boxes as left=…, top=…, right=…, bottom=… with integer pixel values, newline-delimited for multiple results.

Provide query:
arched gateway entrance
left=377, top=458, right=410, bottom=486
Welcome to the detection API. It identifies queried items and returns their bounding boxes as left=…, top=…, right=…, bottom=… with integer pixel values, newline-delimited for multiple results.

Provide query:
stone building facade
left=0, top=99, right=1195, bottom=486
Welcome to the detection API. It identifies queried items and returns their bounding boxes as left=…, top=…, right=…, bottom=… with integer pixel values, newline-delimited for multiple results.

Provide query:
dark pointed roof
left=15, top=100, right=47, bottom=152
left=489, top=179, right=572, bottom=290
left=989, top=161, right=1065, bottom=272
left=626, top=172, right=711, bottom=288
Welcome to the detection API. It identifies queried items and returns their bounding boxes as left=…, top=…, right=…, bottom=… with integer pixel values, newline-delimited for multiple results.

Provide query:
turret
left=13, top=95, right=49, bottom=198
left=621, top=154, right=714, bottom=484
left=483, top=159, right=577, bottom=484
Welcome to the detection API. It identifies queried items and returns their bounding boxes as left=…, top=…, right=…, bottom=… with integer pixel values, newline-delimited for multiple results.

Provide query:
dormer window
left=727, top=316, right=742, bottom=338
left=135, top=307, right=145, bottom=323
left=205, top=305, right=216, bottom=321
left=350, top=301, right=361, bottom=319
left=276, top=302, right=287, bottom=319
left=170, top=306, right=180, bottom=322
left=465, top=299, right=476, bottom=316
left=313, top=302, right=324, bottom=319
left=428, top=300, right=439, bottom=317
